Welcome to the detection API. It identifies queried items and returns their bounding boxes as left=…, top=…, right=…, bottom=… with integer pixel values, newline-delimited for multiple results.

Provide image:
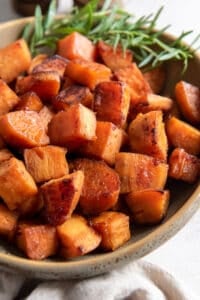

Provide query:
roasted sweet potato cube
left=28, top=54, right=47, bottom=74
left=48, top=104, right=96, bottom=150
left=115, top=152, right=168, bottom=194
left=16, top=223, right=58, bottom=260
left=166, top=117, right=200, bottom=155
left=40, top=171, right=84, bottom=226
left=0, top=204, right=18, bottom=240
left=31, top=55, right=68, bottom=78
left=0, top=110, right=49, bottom=148
left=0, top=149, right=13, bottom=163
left=143, top=66, right=166, bottom=94
left=57, top=215, right=101, bottom=258
left=90, top=211, right=130, bottom=251
left=97, top=40, right=133, bottom=71
left=70, top=158, right=120, bottom=215
left=57, top=32, right=96, bottom=61
left=81, top=121, right=124, bottom=165
left=168, top=148, right=200, bottom=183
left=52, top=85, right=93, bottom=111
left=145, top=94, right=173, bottom=113
left=0, top=157, right=38, bottom=211
left=64, top=59, right=111, bottom=90
left=39, top=105, right=55, bottom=133
left=0, top=79, right=20, bottom=116
left=93, top=81, right=130, bottom=128
left=175, top=81, right=200, bottom=124
left=126, top=189, right=170, bottom=225
left=15, top=91, right=43, bottom=112
left=0, top=39, right=31, bottom=83
left=62, top=76, right=75, bottom=89
left=24, top=145, right=68, bottom=183
left=128, top=111, right=168, bottom=161
left=15, top=71, right=60, bottom=102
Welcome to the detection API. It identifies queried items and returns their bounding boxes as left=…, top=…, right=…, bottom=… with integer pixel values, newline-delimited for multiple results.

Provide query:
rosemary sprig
left=22, top=0, right=200, bottom=71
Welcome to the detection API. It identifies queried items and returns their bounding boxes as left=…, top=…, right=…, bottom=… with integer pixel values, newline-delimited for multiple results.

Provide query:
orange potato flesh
left=64, top=58, right=111, bottom=90
left=126, top=189, right=170, bottom=225
left=115, top=152, right=168, bottom=194
left=0, top=149, right=13, bottom=163
left=0, top=204, right=18, bottom=240
left=39, top=105, right=55, bottom=133
left=143, top=66, right=166, bottom=94
left=166, top=116, right=200, bottom=155
left=0, top=79, right=20, bottom=116
left=15, top=91, right=43, bottom=112
left=90, top=211, right=131, bottom=251
left=57, top=32, right=96, bottom=61
left=0, top=110, right=49, bottom=148
left=57, top=214, right=101, bottom=259
left=28, top=54, right=48, bottom=74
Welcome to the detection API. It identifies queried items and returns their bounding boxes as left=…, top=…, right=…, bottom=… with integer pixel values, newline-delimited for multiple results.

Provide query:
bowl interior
left=0, top=18, right=199, bottom=279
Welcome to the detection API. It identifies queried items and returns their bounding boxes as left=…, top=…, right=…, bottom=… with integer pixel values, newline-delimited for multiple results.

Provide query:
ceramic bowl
left=0, top=18, right=199, bottom=279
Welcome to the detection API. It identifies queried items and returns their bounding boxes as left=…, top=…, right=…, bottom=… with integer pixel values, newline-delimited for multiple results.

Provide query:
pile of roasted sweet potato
left=0, top=32, right=199, bottom=260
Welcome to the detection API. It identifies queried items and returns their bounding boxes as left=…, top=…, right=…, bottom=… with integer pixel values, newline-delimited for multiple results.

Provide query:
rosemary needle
left=21, top=0, right=200, bottom=71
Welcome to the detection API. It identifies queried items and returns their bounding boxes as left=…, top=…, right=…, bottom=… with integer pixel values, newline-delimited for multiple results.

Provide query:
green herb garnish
left=22, top=0, right=200, bottom=71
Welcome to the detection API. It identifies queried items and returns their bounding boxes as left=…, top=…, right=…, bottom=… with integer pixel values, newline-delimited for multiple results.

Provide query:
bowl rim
left=0, top=17, right=199, bottom=278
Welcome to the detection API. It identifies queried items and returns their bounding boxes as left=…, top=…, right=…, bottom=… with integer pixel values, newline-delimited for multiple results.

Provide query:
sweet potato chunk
left=0, top=204, right=18, bottom=240
left=57, top=32, right=96, bottom=61
left=0, top=110, right=49, bottom=148
left=31, top=55, right=68, bottom=78
left=38, top=105, right=55, bottom=133
left=70, top=158, right=120, bottom=215
left=97, top=40, right=133, bottom=71
left=166, top=117, right=200, bottom=155
left=126, top=189, right=170, bottom=225
left=15, top=91, right=43, bottom=112
left=0, top=149, right=13, bottom=163
left=175, top=81, right=200, bottom=124
left=0, top=157, right=38, bottom=211
left=15, top=71, right=60, bottom=102
left=145, top=94, right=173, bottom=113
left=16, top=223, right=58, bottom=260
left=90, top=211, right=130, bottom=251
left=57, top=215, right=101, bottom=258
left=40, top=171, right=84, bottom=226
left=128, top=111, right=168, bottom=161
left=168, top=148, right=200, bottom=183
left=28, top=54, right=47, bottom=74
left=143, top=66, right=166, bottom=94
left=48, top=104, right=96, bottom=150
left=52, top=85, right=93, bottom=111
left=0, top=79, right=20, bottom=116
left=81, top=121, right=124, bottom=165
left=115, top=152, right=168, bottom=193
left=24, top=145, right=68, bottom=183
left=94, top=81, right=130, bottom=128
left=0, top=39, right=31, bottom=83
left=64, top=59, right=111, bottom=90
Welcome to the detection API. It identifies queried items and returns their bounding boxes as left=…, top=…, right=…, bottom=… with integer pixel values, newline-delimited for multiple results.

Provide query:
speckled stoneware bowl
left=0, top=18, right=199, bottom=280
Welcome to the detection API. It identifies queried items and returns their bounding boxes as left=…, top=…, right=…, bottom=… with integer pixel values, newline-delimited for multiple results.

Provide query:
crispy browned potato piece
left=166, top=116, right=200, bottom=155
left=24, top=146, right=68, bottom=183
left=97, top=40, right=133, bottom=71
left=145, top=94, right=173, bottom=113
left=16, top=71, right=60, bottom=102
left=52, top=85, right=93, bottom=111
left=70, top=158, right=120, bottom=215
left=15, top=91, right=43, bottom=112
left=0, top=79, right=20, bottom=116
left=126, top=189, right=170, bottom=225
left=40, top=171, right=84, bottom=226
left=0, top=204, right=18, bottom=240
left=0, top=157, right=38, bottom=212
left=128, top=111, right=168, bottom=161
left=90, top=211, right=130, bottom=251
left=0, top=39, right=31, bottom=83
left=0, top=149, right=13, bottom=163
left=48, top=104, right=96, bottom=150
left=81, top=121, right=124, bottom=165
left=64, top=58, right=111, bottom=90
left=115, top=152, right=168, bottom=193
left=16, top=223, right=58, bottom=260
left=175, top=81, right=200, bottom=124
left=28, top=54, right=48, bottom=74
left=31, top=55, right=68, bottom=78
left=57, top=214, right=101, bottom=259
left=0, top=110, right=49, bottom=148
left=39, top=105, right=55, bottom=133
left=93, top=81, right=130, bottom=128
left=143, top=66, right=166, bottom=94
left=168, top=148, right=200, bottom=183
